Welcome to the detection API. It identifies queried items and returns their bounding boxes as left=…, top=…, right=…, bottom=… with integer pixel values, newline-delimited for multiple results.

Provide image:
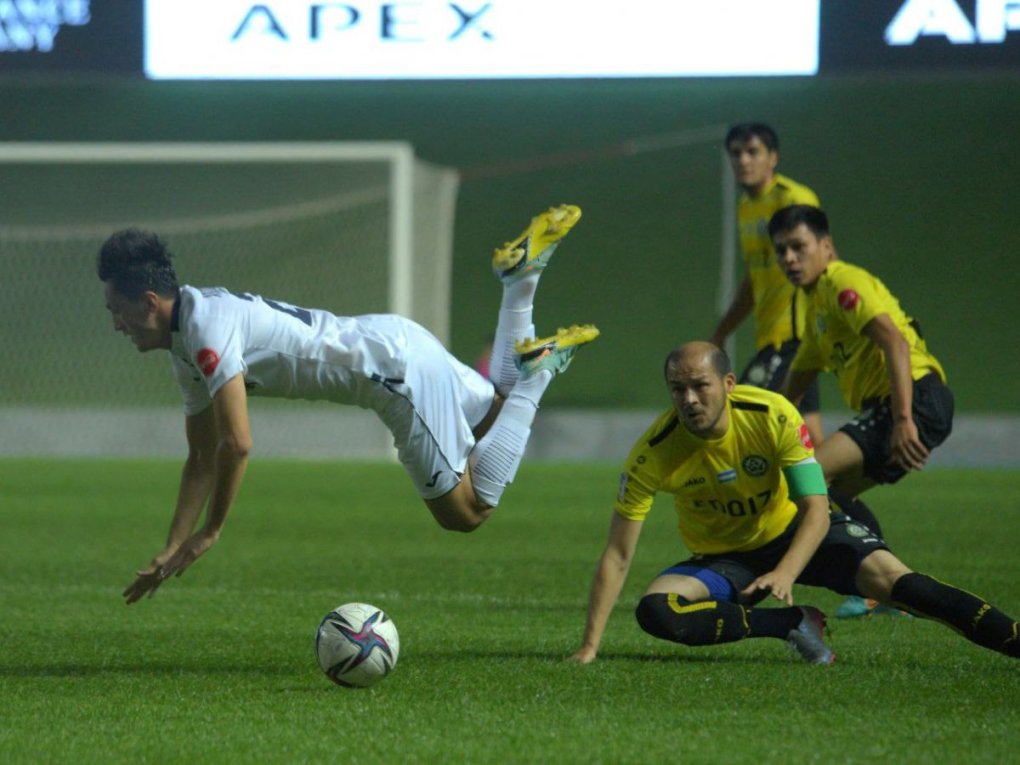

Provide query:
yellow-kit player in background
left=711, top=123, right=824, bottom=446
left=772, top=204, right=954, bottom=618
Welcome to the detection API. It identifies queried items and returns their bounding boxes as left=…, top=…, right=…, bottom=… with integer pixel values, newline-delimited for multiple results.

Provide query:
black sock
left=747, top=607, right=805, bottom=639
left=891, top=572, right=1020, bottom=658
left=829, top=486, right=884, bottom=538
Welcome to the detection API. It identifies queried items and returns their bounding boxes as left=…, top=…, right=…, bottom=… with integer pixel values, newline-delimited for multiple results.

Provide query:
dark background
left=2, top=2, right=1018, bottom=412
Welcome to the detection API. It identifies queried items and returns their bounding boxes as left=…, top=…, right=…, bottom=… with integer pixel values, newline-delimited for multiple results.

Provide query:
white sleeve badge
left=617, top=472, right=629, bottom=503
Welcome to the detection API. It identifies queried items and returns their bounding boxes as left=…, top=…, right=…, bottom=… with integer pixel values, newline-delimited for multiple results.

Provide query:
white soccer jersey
left=169, top=285, right=480, bottom=419
left=168, top=286, right=495, bottom=498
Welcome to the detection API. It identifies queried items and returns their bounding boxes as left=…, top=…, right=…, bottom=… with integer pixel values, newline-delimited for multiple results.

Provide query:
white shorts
left=375, top=330, right=495, bottom=500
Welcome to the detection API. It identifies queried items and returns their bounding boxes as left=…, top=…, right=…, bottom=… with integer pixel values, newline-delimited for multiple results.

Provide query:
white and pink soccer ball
left=315, top=602, right=399, bottom=688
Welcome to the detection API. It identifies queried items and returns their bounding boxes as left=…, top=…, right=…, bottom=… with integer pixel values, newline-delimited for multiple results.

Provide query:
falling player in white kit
left=98, top=205, right=598, bottom=604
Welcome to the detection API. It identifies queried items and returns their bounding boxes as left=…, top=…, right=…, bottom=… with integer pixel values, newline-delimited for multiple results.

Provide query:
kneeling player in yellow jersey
left=568, top=343, right=1017, bottom=665
left=771, top=205, right=954, bottom=617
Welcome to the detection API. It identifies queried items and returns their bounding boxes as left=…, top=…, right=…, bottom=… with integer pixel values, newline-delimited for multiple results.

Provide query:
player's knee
left=429, top=504, right=492, bottom=533
left=427, top=487, right=493, bottom=532
left=433, top=509, right=485, bottom=533
left=635, top=593, right=714, bottom=645
left=635, top=594, right=671, bottom=639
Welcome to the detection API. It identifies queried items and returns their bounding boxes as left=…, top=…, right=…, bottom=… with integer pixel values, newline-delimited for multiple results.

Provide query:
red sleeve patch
left=798, top=423, right=814, bottom=449
left=838, top=289, right=860, bottom=310
left=196, top=348, right=221, bottom=377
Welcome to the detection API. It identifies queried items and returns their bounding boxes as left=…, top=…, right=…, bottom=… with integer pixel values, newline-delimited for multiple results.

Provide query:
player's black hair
left=97, top=228, right=179, bottom=300
left=725, top=122, right=779, bottom=152
left=663, top=345, right=733, bottom=381
left=768, top=204, right=831, bottom=240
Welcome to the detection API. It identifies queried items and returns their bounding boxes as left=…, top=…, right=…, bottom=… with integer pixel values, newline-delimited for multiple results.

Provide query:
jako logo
left=231, top=2, right=494, bottom=42
left=0, top=0, right=90, bottom=52
left=886, top=0, right=1020, bottom=44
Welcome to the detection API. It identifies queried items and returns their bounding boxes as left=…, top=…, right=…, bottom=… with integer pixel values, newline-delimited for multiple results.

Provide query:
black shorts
left=838, top=373, right=954, bottom=485
left=663, top=512, right=890, bottom=604
left=739, top=339, right=820, bottom=414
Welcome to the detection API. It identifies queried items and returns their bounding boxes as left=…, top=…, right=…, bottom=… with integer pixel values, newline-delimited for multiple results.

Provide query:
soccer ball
left=315, top=602, right=400, bottom=688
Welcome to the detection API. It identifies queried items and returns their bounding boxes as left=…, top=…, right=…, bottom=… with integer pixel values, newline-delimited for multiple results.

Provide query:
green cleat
left=515, top=324, right=599, bottom=379
left=834, top=595, right=912, bottom=619
left=493, top=204, right=582, bottom=284
left=834, top=595, right=872, bottom=619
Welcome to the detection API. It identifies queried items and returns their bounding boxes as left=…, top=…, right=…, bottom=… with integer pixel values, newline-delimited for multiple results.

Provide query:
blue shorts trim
left=659, top=564, right=736, bottom=601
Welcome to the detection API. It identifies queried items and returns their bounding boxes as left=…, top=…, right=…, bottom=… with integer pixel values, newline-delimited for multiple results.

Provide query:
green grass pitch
left=1, top=459, right=1018, bottom=763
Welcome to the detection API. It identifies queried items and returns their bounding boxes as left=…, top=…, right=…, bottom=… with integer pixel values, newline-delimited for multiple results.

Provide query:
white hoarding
left=145, top=0, right=820, bottom=79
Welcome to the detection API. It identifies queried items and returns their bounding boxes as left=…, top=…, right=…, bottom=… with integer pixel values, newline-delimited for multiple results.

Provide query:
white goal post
left=0, top=141, right=459, bottom=457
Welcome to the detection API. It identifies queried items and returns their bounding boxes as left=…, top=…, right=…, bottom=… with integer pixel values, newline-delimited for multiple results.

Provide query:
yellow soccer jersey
left=615, top=386, right=816, bottom=555
left=791, top=261, right=947, bottom=411
left=738, top=174, right=820, bottom=351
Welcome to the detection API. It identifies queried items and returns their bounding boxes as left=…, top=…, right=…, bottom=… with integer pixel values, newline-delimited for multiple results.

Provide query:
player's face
left=727, top=136, right=778, bottom=194
left=773, top=224, right=834, bottom=289
left=103, top=282, right=167, bottom=352
left=667, top=358, right=736, bottom=439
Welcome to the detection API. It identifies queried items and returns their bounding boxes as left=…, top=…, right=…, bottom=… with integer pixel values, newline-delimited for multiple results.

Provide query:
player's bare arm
left=158, top=375, right=252, bottom=580
left=779, top=367, right=818, bottom=407
left=122, top=406, right=219, bottom=604
left=167, top=406, right=220, bottom=546
left=862, top=314, right=928, bottom=472
left=741, top=493, right=829, bottom=605
left=569, top=513, right=644, bottom=664
left=709, top=275, right=754, bottom=347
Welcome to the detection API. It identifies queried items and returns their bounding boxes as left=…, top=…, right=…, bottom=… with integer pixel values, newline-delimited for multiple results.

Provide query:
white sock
left=489, top=275, right=540, bottom=396
left=470, top=372, right=552, bottom=507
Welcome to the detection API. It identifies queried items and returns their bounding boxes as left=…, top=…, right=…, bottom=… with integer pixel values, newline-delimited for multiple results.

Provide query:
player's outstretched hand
left=159, top=527, right=220, bottom=581
left=567, top=646, right=598, bottom=664
left=741, top=569, right=796, bottom=606
left=123, top=566, right=165, bottom=605
left=123, top=546, right=178, bottom=604
left=122, top=530, right=218, bottom=605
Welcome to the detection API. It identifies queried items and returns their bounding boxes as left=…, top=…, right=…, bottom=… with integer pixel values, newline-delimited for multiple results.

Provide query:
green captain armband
left=782, top=460, right=828, bottom=499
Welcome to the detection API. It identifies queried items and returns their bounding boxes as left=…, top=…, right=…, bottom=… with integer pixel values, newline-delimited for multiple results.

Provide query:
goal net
left=0, top=142, right=459, bottom=457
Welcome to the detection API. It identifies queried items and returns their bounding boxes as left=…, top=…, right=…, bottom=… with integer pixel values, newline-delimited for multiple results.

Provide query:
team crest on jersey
left=815, top=315, right=827, bottom=334
left=838, top=289, right=860, bottom=310
left=196, top=348, right=220, bottom=376
left=741, top=455, right=769, bottom=477
left=798, top=423, right=814, bottom=449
